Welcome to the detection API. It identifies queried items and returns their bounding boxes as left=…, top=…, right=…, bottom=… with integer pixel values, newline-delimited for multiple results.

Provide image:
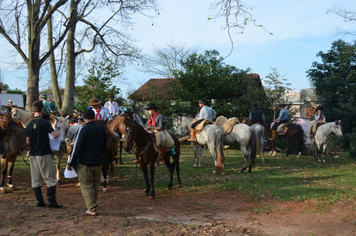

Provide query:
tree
left=171, top=50, right=251, bottom=118
left=327, top=6, right=356, bottom=37
left=263, top=68, right=292, bottom=120
left=75, top=58, right=124, bottom=112
left=139, top=41, right=198, bottom=78
left=0, top=0, right=70, bottom=111
left=306, top=39, right=356, bottom=156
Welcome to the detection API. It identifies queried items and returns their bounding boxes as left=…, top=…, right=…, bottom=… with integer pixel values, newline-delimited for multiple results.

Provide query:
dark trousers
left=191, top=119, right=204, bottom=128
left=272, top=120, right=288, bottom=130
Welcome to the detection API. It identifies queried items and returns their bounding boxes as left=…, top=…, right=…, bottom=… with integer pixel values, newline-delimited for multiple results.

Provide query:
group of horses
left=0, top=107, right=344, bottom=199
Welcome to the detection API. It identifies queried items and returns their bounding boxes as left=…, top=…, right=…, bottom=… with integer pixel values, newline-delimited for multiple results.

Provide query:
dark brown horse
left=122, top=115, right=181, bottom=199
left=264, top=120, right=304, bottom=157
left=0, top=117, right=30, bottom=192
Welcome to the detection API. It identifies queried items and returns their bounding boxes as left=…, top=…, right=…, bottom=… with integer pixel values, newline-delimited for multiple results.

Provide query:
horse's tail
left=255, top=125, right=262, bottom=157
left=216, top=134, right=225, bottom=172
left=298, top=125, right=304, bottom=154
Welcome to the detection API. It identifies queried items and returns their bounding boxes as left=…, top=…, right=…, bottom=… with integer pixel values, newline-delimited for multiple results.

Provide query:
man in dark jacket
left=67, top=109, right=107, bottom=216
left=249, top=103, right=265, bottom=125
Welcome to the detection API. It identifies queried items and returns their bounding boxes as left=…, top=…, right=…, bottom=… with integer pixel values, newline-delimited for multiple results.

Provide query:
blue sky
left=1, top=0, right=355, bottom=99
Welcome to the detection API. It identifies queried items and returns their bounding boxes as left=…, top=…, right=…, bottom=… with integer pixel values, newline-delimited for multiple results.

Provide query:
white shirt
left=104, top=101, right=120, bottom=116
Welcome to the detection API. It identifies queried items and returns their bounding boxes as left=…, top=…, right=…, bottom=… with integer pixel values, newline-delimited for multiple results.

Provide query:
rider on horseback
left=188, top=99, right=217, bottom=142
left=310, top=106, right=326, bottom=137
left=270, top=104, right=289, bottom=141
left=249, top=103, right=265, bottom=125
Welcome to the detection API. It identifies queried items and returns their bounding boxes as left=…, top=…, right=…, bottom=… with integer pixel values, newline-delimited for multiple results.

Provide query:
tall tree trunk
left=47, top=11, right=63, bottom=114
left=61, top=0, right=78, bottom=115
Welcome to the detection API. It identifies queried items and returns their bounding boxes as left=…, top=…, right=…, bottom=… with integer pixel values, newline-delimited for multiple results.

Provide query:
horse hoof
left=213, top=170, right=216, bottom=175
left=199, top=164, right=202, bottom=168
left=193, top=164, right=197, bottom=168
left=323, top=160, right=326, bottom=163
left=177, top=184, right=181, bottom=188
left=150, top=196, right=155, bottom=200
left=166, top=187, right=172, bottom=191
left=318, top=159, right=321, bottom=162
left=0, top=187, right=7, bottom=194
left=248, top=169, right=252, bottom=173
left=103, top=188, right=108, bottom=193
left=222, top=172, right=225, bottom=175
left=240, top=170, right=244, bottom=173
left=144, top=192, right=149, bottom=196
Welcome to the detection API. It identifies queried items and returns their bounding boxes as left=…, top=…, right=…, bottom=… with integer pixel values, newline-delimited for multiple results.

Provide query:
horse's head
left=177, top=116, right=192, bottom=136
left=54, top=116, right=69, bottom=143
left=123, top=118, right=136, bottom=152
left=10, top=108, right=19, bottom=121
left=333, top=120, right=343, bottom=137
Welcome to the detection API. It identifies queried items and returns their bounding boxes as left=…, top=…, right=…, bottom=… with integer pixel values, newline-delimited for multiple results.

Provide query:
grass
left=11, top=145, right=356, bottom=206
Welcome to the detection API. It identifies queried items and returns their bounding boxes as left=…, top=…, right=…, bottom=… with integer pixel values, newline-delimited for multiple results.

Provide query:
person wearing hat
left=40, top=95, right=51, bottom=116
left=88, top=97, right=113, bottom=123
left=104, top=93, right=120, bottom=117
left=67, top=109, right=107, bottom=216
left=315, top=106, right=325, bottom=122
left=26, top=100, right=62, bottom=208
left=270, top=104, right=289, bottom=141
left=143, top=103, right=174, bottom=165
left=188, top=99, right=217, bottom=142
left=249, top=103, right=265, bottom=125
left=8, top=100, right=13, bottom=106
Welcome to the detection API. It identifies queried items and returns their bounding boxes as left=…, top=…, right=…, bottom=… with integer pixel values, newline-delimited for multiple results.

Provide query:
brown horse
left=122, top=114, right=181, bottom=199
left=106, top=116, right=125, bottom=164
left=264, top=120, right=304, bottom=157
left=0, top=117, right=30, bottom=192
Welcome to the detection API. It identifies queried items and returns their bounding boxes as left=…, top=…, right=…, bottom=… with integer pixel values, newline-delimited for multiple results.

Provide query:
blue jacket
left=278, top=108, right=289, bottom=121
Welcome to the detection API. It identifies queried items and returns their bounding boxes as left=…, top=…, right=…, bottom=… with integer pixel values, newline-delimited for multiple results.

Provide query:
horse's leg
left=140, top=163, right=150, bottom=196
left=261, top=139, right=265, bottom=164
left=193, top=143, right=198, bottom=167
left=208, top=144, right=218, bottom=175
left=322, top=144, right=327, bottom=163
left=119, top=141, right=123, bottom=164
left=175, top=156, right=181, bottom=187
left=286, top=136, right=294, bottom=157
left=165, top=156, right=174, bottom=190
left=149, top=162, right=155, bottom=199
left=0, top=157, right=7, bottom=193
left=241, top=153, right=248, bottom=173
left=198, top=145, right=203, bottom=168
left=6, top=157, right=16, bottom=189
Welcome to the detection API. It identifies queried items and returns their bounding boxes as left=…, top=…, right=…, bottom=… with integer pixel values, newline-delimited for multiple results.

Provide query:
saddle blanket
left=270, top=122, right=288, bottom=135
left=215, top=116, right=240, bottom=135
left=153, top=130, right=175, bottom=153
left=312, top=121, right=326, bottom=133
left=196, top=119, right=214, bottom=133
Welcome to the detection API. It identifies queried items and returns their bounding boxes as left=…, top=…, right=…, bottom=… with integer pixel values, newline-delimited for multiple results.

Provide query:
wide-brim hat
left=40, top=94, right=47, bottom=99
left=316, top=106, right=323, bottom=111
left=108, top=93, right=114, bottom=98
left=199, top=99, right=207, bottom=105
left=278, top=104, right=286, bottom=107
left=89, top=97, right=101, bottom=106
left=145, top=103, right=159, bottom=110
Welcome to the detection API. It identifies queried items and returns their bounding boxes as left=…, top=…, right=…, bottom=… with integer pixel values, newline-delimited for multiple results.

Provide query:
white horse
left=11, top=108, right=32, bottom=127
left=250, top=124, right=266, bottom=164
left=312, top=120, right=343, bottom=162
left=177, top=116, right=225, bottom=174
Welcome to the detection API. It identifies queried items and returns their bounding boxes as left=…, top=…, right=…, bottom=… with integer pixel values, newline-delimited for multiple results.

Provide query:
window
left=305, top=107, right=315, bottom=118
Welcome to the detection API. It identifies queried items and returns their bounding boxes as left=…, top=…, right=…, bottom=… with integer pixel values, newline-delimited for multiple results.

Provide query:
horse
left=50, top=116, right=70, bottom=181
left=107, top=112, right=144, bottom=164
left=250, top=124, right=266, bottom=164
left=312, top=120, right=343, bottom=162
left=11, top=108, right=32, bottom=127
left=122, top=114, right=181, bottom=199
left=264, top=120, right=304, bottom=158
left=0, top=117, right=30, bottom=193
left=177, top=116, right=225, bottom=174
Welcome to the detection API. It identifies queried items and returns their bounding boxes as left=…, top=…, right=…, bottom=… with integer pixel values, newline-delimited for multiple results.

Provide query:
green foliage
left=307, top=39, right=356, bottom=156
left=75, top=58, right=124, bottom=111
left=171, top=50, right=254, bottom=118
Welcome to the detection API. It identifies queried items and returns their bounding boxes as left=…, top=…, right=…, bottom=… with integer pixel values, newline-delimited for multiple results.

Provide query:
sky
left=1, top=0, right=355, bottom=99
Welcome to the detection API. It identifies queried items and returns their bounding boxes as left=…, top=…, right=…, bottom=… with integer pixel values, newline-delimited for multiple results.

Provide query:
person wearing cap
left=188, top=99, right=217, bottom=142
left=67, top=109, right=107, bottom=216
left=104, top=94, right=120, bottom=117
left=40, top=95, right=51, bottom=116
left=8, top=100, right=13, bottom=106
left=143, top=103, right=174, bottom=165
left=26, top=100, right=62, bottom=208
left=270, top=104, right=289, bottom=141
left=88, top=97, right=113, bottom=123
left=249, top=103, right=265, bottom=125
left=314, top=106, right=325, bottom=122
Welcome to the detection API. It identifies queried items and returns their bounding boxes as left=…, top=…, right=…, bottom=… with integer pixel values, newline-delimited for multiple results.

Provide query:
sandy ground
left=0, top=175, right=356, bottom=236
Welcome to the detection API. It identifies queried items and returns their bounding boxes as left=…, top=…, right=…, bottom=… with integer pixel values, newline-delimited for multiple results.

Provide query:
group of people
left=27, top=92, right=327, bottom=216
left=40, top=94, right=57, bottom=116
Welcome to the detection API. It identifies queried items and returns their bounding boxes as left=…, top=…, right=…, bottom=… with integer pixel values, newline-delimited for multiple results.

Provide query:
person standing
left=188, top=99, right=216, bottom=142
left=270, top=104, right=289, bottom=141
left=26, top=100, right=62, bottom=208
left=89, top=97, right=113, bottom=123
left=249, top=103, right=265, bottom=125
left=40, top=95, right=51, bottom=116
left=104, top=93, right=120, bottom=117
left=67, top=109, right=107, bottom=216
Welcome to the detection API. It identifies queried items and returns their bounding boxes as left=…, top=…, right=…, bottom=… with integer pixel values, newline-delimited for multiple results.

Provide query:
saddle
left=270, top=122, right=288, bottom=135
left=311, top=121, right=326, bottom=138
left=215, top=116, right=240, bottom=135
left=151, top=130, right=175, bottom=153
left=194, top=118, right=214, bottom=134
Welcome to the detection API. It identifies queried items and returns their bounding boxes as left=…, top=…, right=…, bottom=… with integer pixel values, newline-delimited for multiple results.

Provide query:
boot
left=187, top=128, right=196, bottom=142
left=33, top=187, right=47, bottom=207
left=158, top=146, right=167, bottom=165
left=170, top=146, right=176, bottom=155
left=269, top=130, right=277, bottom=141
left=47, top=186, right=63, bottom=208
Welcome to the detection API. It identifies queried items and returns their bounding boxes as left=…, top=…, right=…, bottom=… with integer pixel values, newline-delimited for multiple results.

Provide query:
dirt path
left=0, top=175, right=355, bottom=236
